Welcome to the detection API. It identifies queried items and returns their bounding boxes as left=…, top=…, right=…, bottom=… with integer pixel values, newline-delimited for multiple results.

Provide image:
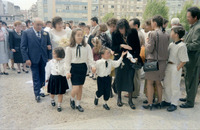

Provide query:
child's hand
left=47, top=45, right=51, bottom=50
left=66, top=73, right=71, bottom=79
left=121, top=51, right=128, bottom=57
left=92, top=67, right=96, bottom=74
left=177, top=66, right=181, bottom=71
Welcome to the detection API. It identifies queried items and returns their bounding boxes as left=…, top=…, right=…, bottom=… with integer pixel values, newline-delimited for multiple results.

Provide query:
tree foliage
left=101, top=12, right=114, bottom=23
left=143, top=0, right=169, bottom=21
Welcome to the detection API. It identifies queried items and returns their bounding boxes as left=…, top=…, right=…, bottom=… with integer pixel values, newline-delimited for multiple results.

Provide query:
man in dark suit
left=21, top=18, right=52, bottom=103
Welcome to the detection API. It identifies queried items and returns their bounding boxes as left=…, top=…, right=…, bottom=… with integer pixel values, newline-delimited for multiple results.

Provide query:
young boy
left=162, top=26, right=189, bottom=112
left=93, top=47, right=127, bottom=110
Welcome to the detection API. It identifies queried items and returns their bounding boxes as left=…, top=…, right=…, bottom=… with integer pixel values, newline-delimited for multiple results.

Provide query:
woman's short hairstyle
left=14, top=21, right=22, bottom=27
left=52, top=16, right=63, bottom=28
left=107, top=18, right=118, bottom=26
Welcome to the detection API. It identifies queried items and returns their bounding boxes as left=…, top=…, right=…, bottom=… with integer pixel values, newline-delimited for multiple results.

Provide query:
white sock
left=104, top=101, right=107, bottom=105
left=51, top=97, right=55, bottom=101
left=58, top=102, right=61, bottom=107
left=71, top=96, right=75, bottom=101
left=76, top=100, right=80, bottom=106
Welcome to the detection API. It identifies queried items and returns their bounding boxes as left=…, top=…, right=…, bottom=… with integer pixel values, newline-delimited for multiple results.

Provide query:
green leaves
left=143, top=0, right=169, bottom=21
left=101, top=12, right=115, bottom=23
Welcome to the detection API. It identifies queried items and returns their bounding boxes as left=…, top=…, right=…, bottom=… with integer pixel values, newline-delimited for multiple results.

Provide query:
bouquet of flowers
left=58, top=38, right=70, bottom=47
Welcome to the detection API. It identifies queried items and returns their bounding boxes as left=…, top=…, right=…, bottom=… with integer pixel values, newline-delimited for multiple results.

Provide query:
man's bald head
left=33, top=17, right=43, bottom=31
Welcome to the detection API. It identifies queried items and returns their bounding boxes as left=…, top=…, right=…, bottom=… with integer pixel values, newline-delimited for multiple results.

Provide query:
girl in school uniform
left=66, top=28, right=95, bottom=112
left=45, top=47, right=69, bottom=112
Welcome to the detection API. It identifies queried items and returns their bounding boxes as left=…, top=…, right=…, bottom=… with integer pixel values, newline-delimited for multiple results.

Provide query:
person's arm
left=130, top=29, right=140, bottom=58
left=45, top=60, right=51, bottom=81
left=9, top=31, right=15, bottom=51
left=21, top=31, right=30, bottom=61
left=111, top=32, right=121, bottom=54
left=87, top=44, right=95, bottom=68
left=111, top=51, right=127, bottom=68
left=186, top=28, right=200, bottom=51
left=177, top=45, right=189, bottom=71
left=65, top=47, right=72, bottom=74
left=145, top=32, right=156, bottom=53
left=47, top=32, right=52, bottom=60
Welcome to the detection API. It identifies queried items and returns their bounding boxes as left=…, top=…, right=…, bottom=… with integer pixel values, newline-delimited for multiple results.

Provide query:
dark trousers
left=96, top=76, right=112, bottom=101
left=185, top=66, right=200, bottom=106
left=31, top=58, right=46, bottom=97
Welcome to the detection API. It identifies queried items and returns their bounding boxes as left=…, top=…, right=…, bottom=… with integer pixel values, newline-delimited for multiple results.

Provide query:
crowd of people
left=0, top=6, right=200, bottom=113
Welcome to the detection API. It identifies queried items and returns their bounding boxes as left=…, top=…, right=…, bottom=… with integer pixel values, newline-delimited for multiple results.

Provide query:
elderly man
left=180, top=7, right=200, bottom=108
left=21, top=18, right=52, bottom=103
left=166, top=18, right=180, bottom=43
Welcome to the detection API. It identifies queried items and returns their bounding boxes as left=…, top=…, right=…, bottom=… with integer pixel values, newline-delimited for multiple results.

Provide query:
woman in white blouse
left=49, top=16, right=71, bottom=49
left=66, top=28, right=95, bottom=112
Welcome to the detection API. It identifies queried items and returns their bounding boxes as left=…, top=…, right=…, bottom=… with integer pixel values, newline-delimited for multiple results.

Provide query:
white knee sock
left=71, top=96, right=75, bottom=101
left=76, top=100, right=80, bottom=106
left=58, top=102, right=61, bottom=107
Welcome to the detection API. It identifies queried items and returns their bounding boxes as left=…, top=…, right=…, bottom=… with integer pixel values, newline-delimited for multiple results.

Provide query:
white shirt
left=168, top=41, right=189, bottom=65
left=84, top=33, right=91, bottom=44
left=65, top=43, right=94, bottom=74
left=33, top=27, right=41, bottom=38
left=44, top=27, right=51, bottom=32
left=95, top=57, right=123, bottom=77
left=45, top=59, right=66, bottom=80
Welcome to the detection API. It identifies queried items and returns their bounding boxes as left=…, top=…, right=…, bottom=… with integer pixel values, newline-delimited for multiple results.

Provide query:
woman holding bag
left=143, top=16, right=170, bottom=110
left=112, top=19, right=141, bottom=109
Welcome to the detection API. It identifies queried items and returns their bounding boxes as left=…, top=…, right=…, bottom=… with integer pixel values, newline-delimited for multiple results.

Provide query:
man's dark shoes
left=161, top=101, right=171, bottom=107
left=94, top=97, right=98, bottom=105
left=35, top=96, right=41, bottom=103
left=103, top=104, right=110, bottom=110
left=180, top=103, right=194, bottom=108
left=167, top=104, right=177, bottom=112
left=179, top=98, right=187, bottom=102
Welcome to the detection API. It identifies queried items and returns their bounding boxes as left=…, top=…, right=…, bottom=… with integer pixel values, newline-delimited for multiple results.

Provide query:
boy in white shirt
left=162, top=26, right=189, bottom=112
left=93, top=47, right=127, bottom=110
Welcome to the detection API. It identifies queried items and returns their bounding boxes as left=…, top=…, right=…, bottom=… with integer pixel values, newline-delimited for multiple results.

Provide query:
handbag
left=132, top=62, right=143, bottom=70
left=143, top=31, right=159, bottom=72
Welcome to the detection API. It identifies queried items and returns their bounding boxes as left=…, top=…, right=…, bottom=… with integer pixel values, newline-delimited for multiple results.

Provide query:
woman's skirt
left=47, top=75, right=69, bottom=95
left=70, top=63, right=87, bottom=86
left=115, top=57, right=135, bottom=92
left=145, top=60, right=167, bottom=81
left=0, top=41, right=9, bottom=64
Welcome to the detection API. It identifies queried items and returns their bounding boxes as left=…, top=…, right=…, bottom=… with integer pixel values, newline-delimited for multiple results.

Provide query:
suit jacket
left=111, top=29, right=142, bottom=63
left=21, top=27, right=52, bottom=64
left=185, top=20, right=200, bottom=67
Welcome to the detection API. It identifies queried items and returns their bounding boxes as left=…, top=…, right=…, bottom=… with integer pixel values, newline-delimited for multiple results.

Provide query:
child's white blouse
left=65, top=43, right=95, bottom=74
left=45, top=59, right=66, bottom=80
left=95, top=57, right=123, bottom=77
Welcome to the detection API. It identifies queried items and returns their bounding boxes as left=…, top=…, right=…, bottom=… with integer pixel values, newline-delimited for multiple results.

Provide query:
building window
left=111, top=5, right=114, bottom=8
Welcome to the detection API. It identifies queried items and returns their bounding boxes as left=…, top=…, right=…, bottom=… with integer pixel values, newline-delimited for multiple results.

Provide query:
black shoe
left=117, top=98, right=123, bottom=107
left=76, top=105, right=84, bottom=112
left=92, top=77, right=97, bottom=80
left=35, top=96, right=41, bottom=103
left=12, top=67, right=16, bottom=71
left=94, top=98, right=98, bottom=105
left=17, top=70, right=21, bottom=74
left=57, top=106, right=62, bottom=112
left=179, top=98, right=187, bottom=102
left=143, top=100, right=148, bottom=104
left=143, top=104, right=153, bottom=110
left=154, top=103, right=162, bottom=109
left=40, top=93, right=45, bottom=97
left=180, top=103, right=194, bottom=108
left=3, top=72, right=9, bottom=75
left=70, top=99, right=75, bottom=109
left=161, top=101, right=171, bottom=107
left=128, top=101, right=136, bottom=109
left=103, top=104, right=110, bottom=110
left=0, top=72, right=3, bottom=75
left=51, top=101, right=56, bottom=107
left=167, top=104, right=177, bottom=112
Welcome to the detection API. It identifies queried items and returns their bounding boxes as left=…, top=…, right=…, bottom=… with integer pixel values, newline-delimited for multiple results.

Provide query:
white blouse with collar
left=65, top=43, right=94, bottom=74
left=95, top=57, right=123, bottom=77
left=45, top=59, right=66, bottom=80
